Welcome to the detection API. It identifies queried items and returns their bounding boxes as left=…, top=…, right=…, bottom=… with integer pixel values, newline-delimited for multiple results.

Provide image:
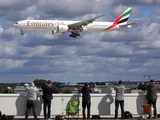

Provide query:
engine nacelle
left=79, top=26, right=88, bottom=32
left=58, top=25, right=69, bottom=32
left=82, top=26, right=87, bottom=31
left=52, top=31, right=63, bottom=35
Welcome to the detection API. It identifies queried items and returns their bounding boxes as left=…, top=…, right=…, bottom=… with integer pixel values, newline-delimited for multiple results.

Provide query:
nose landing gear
left=20, top=30, right=24, bottom=35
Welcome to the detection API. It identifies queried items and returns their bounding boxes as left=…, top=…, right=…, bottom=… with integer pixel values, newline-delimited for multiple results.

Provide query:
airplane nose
left=13, top=24, right=17, bottom=28
left=13, top=22, right=18, bottom=28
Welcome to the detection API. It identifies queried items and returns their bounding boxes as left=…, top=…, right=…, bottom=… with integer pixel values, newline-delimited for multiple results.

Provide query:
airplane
left=13, top=7, right=136, bottom=38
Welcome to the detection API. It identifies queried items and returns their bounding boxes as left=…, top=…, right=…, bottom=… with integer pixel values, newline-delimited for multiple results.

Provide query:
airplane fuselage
left=13, top=7, right=135, bottom=37
left=13, top=20, right=118, bottom=32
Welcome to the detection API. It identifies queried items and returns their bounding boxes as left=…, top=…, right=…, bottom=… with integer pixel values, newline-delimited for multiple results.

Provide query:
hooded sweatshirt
left=114, top=84, right=125, bottom=101
left=146, top=83, right=157, bottom=100
left=26, top=82, right=39, bottom=101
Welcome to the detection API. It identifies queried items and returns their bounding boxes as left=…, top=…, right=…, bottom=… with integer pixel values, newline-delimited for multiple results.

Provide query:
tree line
left=0, top=79, right=73, bottom=93
left=0, top=79, right=149, bottom=93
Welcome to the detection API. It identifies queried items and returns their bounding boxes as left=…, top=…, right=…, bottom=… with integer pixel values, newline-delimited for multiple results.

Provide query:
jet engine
left=81, top=26, right=87, bottom=31
left=57, top=25, right=69, bottom=32
left=52, top=31, right=62, bottom=35
left=52, top=25, right=69, bottom=35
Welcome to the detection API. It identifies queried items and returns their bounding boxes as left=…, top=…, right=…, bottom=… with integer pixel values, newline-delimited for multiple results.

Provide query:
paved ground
left=15, top=118, right=159, bottom=120
left=14, top=115, right=160, bottom=120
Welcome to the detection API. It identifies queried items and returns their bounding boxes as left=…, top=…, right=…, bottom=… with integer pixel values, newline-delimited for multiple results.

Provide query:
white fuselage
left=13, top=8, right=135, bottom=37
left=13, top=20, right=120, bottom=33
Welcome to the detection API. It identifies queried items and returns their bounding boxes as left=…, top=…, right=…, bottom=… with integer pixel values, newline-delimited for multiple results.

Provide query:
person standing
left=114, top=80, right=126, bottom=119
left=81, top=82, right=92, bottom=119
left=25, top=82, right=39, bottom=120
left=146, top=80, right=158, bottom=119
left=42, top=80, right=54, bottom=120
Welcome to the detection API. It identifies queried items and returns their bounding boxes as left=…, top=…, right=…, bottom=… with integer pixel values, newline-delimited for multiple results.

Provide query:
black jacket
left=42, top=84, right=54, bottom=99
left=81, top=86, right=92, bottom=101
left=146, top=83, right=157, bottom=100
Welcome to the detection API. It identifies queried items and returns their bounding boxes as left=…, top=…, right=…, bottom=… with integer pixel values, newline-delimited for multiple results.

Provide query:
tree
left=56, top=88, right=63, bottom=93
left=33, top=79, right=46, bottom=88
left=52, top=82, right=62, bottom=88
left=138, top=83, right=148, bottom=91
left=94, top=91, right=100, bottom=93
left=78, top=88, right=82, bottom=93
left=63, top=87, right=72, bottom=93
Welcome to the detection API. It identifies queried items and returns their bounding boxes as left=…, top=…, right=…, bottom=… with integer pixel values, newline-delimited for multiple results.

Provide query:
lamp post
left=144, top=75, right=160, bottom=81
left=144, top=75, right=150, bottom=81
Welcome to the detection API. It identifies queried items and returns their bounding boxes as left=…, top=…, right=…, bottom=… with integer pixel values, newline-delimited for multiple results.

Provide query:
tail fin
left=104, top=7, right=132, bottom=31
left=118, top=7, right=132, bottom=25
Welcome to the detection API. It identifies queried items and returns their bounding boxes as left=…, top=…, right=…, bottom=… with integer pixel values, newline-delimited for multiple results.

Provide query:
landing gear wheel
left=20, top=30, right=24, bottom=35
left=69, top=32, right=80, bottom=38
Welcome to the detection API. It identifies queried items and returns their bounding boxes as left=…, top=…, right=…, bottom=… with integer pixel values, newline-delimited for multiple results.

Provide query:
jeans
left=115, top=100, right=124, bottom=119
left=148, top=99, right=157, bottom=118
left=82, top=100, right=91, bottom=119
left=25, top=100, right=37, bottom=120
left=43, top=99, right=51, bottom=119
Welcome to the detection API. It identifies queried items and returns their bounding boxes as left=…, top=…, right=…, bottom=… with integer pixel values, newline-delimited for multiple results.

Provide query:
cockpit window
left=15, top=22, right=18, bottom=24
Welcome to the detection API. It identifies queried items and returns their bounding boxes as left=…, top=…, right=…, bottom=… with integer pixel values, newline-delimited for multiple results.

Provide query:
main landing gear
left=69, top=32, right=80, bottom=38
left=20, top=30, right=24, bottom=35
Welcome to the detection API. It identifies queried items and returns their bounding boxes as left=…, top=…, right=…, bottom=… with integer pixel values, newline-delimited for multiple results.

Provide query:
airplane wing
left=68, top=15, right=105, bottom=29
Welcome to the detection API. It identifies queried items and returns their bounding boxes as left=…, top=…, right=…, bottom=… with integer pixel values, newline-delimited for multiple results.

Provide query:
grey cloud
left=111, top=0, right=160, bottom=6
left=0, top=1, right=37, bottom=21
left=36, top=0, right=107, bottom=19
left=0, top=1, right=160, bottom=82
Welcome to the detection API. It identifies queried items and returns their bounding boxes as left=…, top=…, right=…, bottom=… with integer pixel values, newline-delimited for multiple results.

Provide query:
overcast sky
left=0, top=0, right=160, bottom=83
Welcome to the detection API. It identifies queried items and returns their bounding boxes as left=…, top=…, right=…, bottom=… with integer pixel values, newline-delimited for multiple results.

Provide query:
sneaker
left=48, top=118, right=52, bottom=120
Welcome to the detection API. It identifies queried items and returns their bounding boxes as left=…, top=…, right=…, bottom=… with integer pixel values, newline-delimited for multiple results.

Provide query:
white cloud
left=0, top=1, right=160, bottom=82
left=0, top=59, right=28, bottom=69
left=0, top=25, right=3, bottom=35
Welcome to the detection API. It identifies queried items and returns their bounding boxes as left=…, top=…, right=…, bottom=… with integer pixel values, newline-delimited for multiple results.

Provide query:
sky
left=0, top=0, right=160, bottom=83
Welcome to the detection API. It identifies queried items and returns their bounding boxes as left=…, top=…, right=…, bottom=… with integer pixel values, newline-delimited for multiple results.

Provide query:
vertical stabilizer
left=104, top=7, right=132, bottom=31
left=118, top=7, right=132, bottom=25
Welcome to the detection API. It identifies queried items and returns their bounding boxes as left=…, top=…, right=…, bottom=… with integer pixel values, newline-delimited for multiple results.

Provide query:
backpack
left=1, top=114, right=7, bottom=120
left=55, top=115, right=63, bottom=120
left=92, top=115, right=101, bottom=119
left=124, top=111, right=133, bottom=119
left=7, top=116, right=14, bottom=120
left=0, top=111, right=2, bottom=120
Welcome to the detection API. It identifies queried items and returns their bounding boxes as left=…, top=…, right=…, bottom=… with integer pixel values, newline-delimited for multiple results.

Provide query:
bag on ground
left=55, top=115, right=63, bottom=120
left=124, top=111, right=133, bottom=119
left=0, top=111, right=2, bottom=120
left=92, top=115, right=101, bottom=119
left=1, top=114, right=7, bottom=120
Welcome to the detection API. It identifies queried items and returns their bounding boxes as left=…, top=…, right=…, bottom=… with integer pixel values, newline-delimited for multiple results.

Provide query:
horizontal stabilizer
left=119, top=23, right=136, bottom=28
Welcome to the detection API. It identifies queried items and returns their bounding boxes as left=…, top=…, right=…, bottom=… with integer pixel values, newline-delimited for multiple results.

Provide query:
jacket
left=114, top=84, right=125, bottom=101
left=42, top=83, right=54, bottom=99
left=146, top=83, right=157, bottom=100
left=26, top=82, right=39, bottom=101
left=81, top=86, right=92, bottom=101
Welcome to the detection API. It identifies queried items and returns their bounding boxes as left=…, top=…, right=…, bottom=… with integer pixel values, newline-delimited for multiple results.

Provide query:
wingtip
left=100, top=15, right=105, bottom=17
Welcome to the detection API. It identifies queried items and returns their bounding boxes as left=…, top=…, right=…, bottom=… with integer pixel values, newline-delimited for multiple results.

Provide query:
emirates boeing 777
left=13, top=7, right=136, bottom=38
